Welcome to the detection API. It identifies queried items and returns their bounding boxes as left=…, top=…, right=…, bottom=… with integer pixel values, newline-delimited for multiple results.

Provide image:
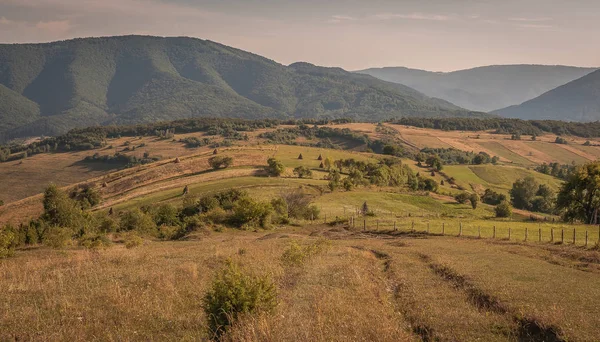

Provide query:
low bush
left=43, top=227, right=73, bottom=249
left=204, top=261, right=277, bottom=339
left=0, top=228, right=16, bottom=258
left=119, top=209, right=157, bottom=236
left=124, top=233, right=143, bottom=249
left=481, top=189, right=506, bottom=205
left=78, top=233, right=111, bottom=249
left=454, top=192, right=471, bottom=204
left=495, top=201, right=513, bottom=218
left=208, top=156, right=233, bottom=169
left=281, top=239, right=330, bottom=267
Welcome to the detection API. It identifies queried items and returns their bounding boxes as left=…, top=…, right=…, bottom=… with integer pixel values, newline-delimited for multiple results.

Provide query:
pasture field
left=3, top=122, right=598, bottom=206
left=2, top=226, right=599, bottom=341
left=3, top=122, right=600, bottom=342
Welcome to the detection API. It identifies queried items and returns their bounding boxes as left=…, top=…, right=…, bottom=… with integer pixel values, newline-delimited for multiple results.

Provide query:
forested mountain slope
left=0, top=36, right=486, bottom=141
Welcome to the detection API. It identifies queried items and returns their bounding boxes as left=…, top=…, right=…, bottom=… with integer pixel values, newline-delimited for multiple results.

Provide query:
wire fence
left=312, top=213, right=600, bottom=248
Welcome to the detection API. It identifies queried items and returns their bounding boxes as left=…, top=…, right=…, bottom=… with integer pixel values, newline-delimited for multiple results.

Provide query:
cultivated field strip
left=407, top=238, right=600, bottom=341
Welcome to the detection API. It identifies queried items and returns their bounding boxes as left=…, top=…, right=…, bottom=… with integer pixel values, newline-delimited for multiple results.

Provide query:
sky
left=0, top=0, right=599, bottom=72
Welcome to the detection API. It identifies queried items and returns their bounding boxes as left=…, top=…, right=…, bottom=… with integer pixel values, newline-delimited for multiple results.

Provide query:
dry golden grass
left=2, top=227, right=600, bottom=341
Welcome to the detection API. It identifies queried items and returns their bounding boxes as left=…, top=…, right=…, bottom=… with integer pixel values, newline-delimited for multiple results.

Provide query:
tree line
left=389, top=117, right=600, bottom=138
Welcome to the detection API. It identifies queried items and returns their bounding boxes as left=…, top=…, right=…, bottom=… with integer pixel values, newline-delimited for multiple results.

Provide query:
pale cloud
left=370, top=13, right=451, bottom=21
left=36, top=20, right=72, bottom=35
left=327, top=15, right=356, bottom=24
left=508, top=17, right=553, bottom=22
left=515, top=23, right=554, bottom=29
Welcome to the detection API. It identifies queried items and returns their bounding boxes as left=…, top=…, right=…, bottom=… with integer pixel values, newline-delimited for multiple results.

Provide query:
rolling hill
left=0, top=35, right=487, bottom=141
left=494, top=70, right=600, bottom=121
left=356, top=65, right=597, bottom=113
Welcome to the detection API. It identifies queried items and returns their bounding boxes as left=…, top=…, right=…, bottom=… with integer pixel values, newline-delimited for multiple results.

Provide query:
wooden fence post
left=525, top=227, right=528, bottom=242
left=459, top=222, right=462, bottom=237
left=573, top=228, right=576, bottom=245
left=539, top=228, right=542, bottom=242
left=585, top=230, right=588, bottom=247
left=363, top=220, right=366, bottom=231
left=551, top=228, right=554, bottom=242
left=493, top=226, right=496, bottom=239
left=561, top=229, right=564, bottom=244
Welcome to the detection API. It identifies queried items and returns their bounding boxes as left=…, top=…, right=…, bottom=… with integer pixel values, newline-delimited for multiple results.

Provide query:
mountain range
left=494, top=69, right=600, bottom=121
left=0, top=35, right=483, bottom=141
left=356, top=65, right=597, bottom=113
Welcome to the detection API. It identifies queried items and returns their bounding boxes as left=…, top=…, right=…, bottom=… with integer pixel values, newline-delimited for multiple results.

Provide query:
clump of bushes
left=481, top=189, right=507, bottom=205
left=208, top=156, right=233, bottom=169
left=495, top=201, right=513, bottom=218
left=266, top=158, right=285, bottom=176
left=124, top=233, right=144, bottom=249
left=293, top=166, right=313, bottom=179
left=454, top=192, right=471, bottom=204
left=204, top=261, right=277, bottom=338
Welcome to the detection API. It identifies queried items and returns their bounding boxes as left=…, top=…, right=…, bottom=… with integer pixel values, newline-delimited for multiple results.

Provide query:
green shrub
left=208, top=156, right=233, bottom=169
left=469, top=193, right=479, bottom=210
left=78, top=233, right=111, bottom=249
left=173, top=216, right=211, bottom=240
left=124, top=233, right=143, bottom=249
left=481, top=189, right=506, bottom=205
left=198, top=196, right=220, bottom=213
left=157, top=226, right=179, bottom=240
left=119, top=209, right=157, bottom=236
left=43, top=227, right=73, bottom=249
left=454, top=192, right=471, bottom=204
left=0, top=228, right=16, bottom=258
left=231, top=198, right=273, bottom=229
left=266, top=158, right=285, bottom=177
left=281, top=239, right=330, bottom=267
left=495, top=201, right=513, bottom=218
left=203, top=207, right=229, bottom=225
left=204, top=261, right=277, bottom=338
left=293, top=166, right=313, bottom=179
left=153, top=204, right=180, bottom=226
left=98, top=215, right=118, bottom=233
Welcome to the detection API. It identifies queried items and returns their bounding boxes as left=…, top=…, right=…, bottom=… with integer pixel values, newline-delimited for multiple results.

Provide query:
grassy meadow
left=2, top=227, right=599, bottom=341
left=2, top=122, right=600, bottom=341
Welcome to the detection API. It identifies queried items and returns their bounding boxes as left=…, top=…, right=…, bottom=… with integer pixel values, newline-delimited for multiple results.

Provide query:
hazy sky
left=0, top=0, right=599, bottom=71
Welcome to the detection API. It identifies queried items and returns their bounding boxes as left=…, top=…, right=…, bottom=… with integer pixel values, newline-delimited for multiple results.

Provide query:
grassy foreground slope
left=1, top=227, right=599, bottom=341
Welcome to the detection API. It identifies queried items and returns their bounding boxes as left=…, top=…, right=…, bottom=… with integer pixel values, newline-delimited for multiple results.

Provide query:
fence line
left=326, top=214, right=600, bottom=248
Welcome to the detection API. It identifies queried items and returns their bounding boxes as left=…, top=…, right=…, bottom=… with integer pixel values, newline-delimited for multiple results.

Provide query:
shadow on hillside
left=70, top=160, right=126, bottom=172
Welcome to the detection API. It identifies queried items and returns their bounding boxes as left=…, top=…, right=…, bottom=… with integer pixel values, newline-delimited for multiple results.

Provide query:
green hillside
left=357, top=65, right=597, bottom=113
left=494, top=70, right=600, bottom=122
left=0, top=36, right=488, bottom=141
